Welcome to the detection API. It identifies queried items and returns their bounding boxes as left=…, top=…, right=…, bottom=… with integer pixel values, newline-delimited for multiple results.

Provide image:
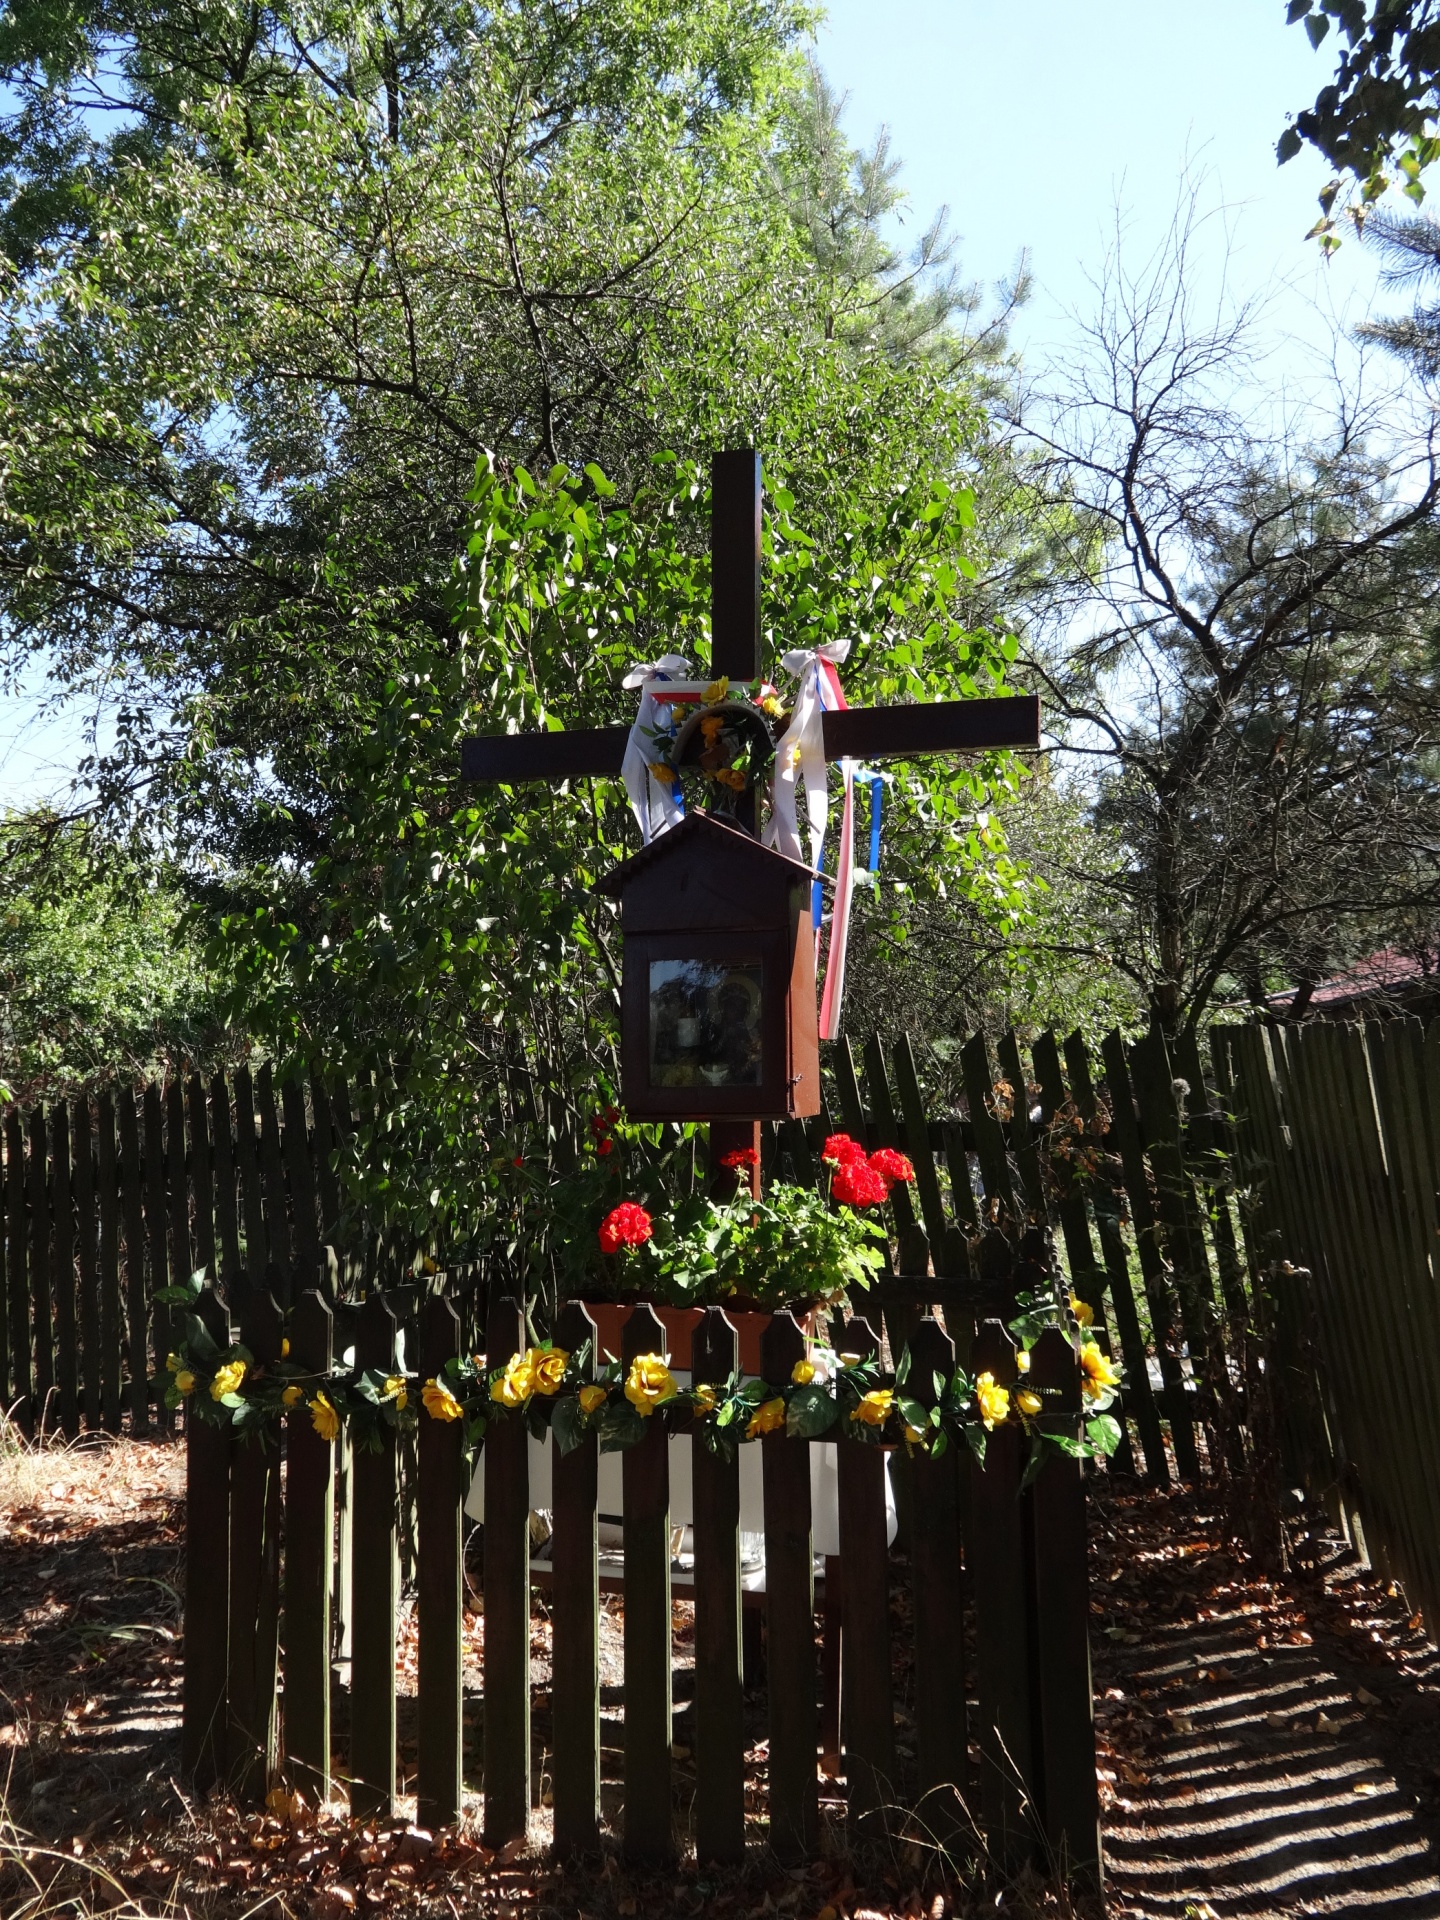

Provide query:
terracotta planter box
left=577, top=1299, right=774, bottom=1374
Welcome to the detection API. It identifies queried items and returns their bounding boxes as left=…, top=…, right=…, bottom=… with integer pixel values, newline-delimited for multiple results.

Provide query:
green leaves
left=786, top=1383, right=838, bottom=1438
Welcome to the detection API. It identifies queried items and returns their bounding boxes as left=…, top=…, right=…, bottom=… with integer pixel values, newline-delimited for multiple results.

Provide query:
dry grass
left=0, top=1409, right=183, bottom=1517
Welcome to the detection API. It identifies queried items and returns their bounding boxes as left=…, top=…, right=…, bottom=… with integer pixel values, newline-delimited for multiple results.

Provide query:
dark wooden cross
left=459, top=450, right=1040, bottom=1188
left=459, top=450, right=1040, bottom=787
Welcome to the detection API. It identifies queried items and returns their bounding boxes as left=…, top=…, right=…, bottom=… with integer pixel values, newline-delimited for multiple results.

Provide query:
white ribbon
left=766, top=639, right=850, bottom=870
left=620, top=654, right=689, bottom=843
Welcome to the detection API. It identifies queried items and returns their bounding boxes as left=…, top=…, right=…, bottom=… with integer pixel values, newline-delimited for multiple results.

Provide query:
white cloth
left=619, top=654, right=689, bottom=843
left=767, top=640, right=849, bottom=870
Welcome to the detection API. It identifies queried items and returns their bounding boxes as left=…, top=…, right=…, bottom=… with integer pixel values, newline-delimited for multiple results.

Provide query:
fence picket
left=255, top=1065, right=292, bottom=1293
left=183, top=1282, right=231, bottom=1790
left=906, top=1314, right=966, bottom=1836
left=692, top=1306, right=744, bottom=1865
left=417, top=1293, right=464, bottom=1830
left=760, top=1311, right=819, bottom=1863
left=27, top=1105, right=54, bottom=1427
left=283, top=1077, right=323, bottom=1284
left=996, top=1030, right=1046, bottom=1220
left=961, top=1033, right=1017, bottom=1224
left=968, top=1316, right=1033, bottom=1873
left=72, top=1099, right=101, bottom=1432
left=1099, top=1032, right=1198, bottom=1480
left=226, top=1278, right=282, bottom=1800
left=835, top=1310, right=895, bottom=1833
left=483, top=1293, right=531, bottom=1847
left=211, top=1074, right=243, bottom=1280
left=551, top=1299, right=600, bottom=1857
left=232, top=1067, right=267, bottom=1279
left=188, top=1076, right=216, bottom=1280
left=50, top=1101, right=79, bottom=1437
left=286, top=1287, right=335, bottom=1803
left=1028, top=1327, right=1102, bottom=1888
left=5, top=1111, right=28, bottom=1429
left=621, top=1302, right=676, bottom=1864
left=142, top=1085, right=171, bottom=1433
left=350, top=1291, right=399, bottom=1819
left=891, top=1034, right=949, bottom=1251
left=95, top=1095, right=122, bottom=1431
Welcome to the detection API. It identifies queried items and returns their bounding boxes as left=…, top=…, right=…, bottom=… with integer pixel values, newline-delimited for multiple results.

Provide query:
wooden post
left=350, top=1291, right=399, bottom=1819
left=761, top=1310, right=819, bottom=1863
left=285, top=1287, right=334, bottom=1803
left=968, top=1318, right=1034, bottom=1875
left=551, top=1300, right=601, bottom=1856
left=417, top=1294, right=464, bottom=1830
left=907, top=1315, right=967, bottom=1838
left=836, top=1311, right=896, bottom=1835
left=692, top=1306, right=744, bottom=1865
left=622, top=1302, right=675, bottom=1865
left=165, top=1079, right=193, bottom=1433
left=1027, top=1328, right=1102, bottom=1891
left=188, top=1075, right=217, bottom=1281
left=211, top=1073, right=243, bottom=1281
left=183, top=1281, right=232, bottom=1789
left=232, top=1066, right=268, bottom=1279
left=282, top=1077, right=323, bottom=1284
left=227, top=1277, right=283, bottom=1801
left=483, top=1293, right=531, bottom=1848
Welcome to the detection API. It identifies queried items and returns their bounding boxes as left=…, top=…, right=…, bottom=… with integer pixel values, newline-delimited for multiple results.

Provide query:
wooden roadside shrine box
left=598, top=809, right=821, bottom=1121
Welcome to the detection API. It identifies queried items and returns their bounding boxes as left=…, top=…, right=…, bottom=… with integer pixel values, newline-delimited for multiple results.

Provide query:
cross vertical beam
left=711, top=450, right=761, bottom=682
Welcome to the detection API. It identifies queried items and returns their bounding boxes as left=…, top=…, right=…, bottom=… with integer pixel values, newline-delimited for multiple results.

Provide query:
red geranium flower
left=720, top=1146, right=759, bottom=1171
left=869, top=1147, right=915, bottom=1187
left=821, top=1132, right=866, bottom=1166
left=596, top=1137, right=614, bottom=1157
left=832, top=1158, right=890, bottom=1208
left=599, top=1202, right=653, bottom=1254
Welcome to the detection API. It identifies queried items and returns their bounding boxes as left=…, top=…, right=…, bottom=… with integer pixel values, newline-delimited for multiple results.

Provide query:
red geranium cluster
left=822, top=1133, right=917, bottom=1210
left=590, top=1105, right=621, bottom=1158
left=719, top=1146, right=760, bottom=1171
left=598, top=1201, right=653, bottom=1254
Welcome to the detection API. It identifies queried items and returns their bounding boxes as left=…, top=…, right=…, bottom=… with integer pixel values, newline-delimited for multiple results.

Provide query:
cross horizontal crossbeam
left=460, top=694, right=1039, bottom=785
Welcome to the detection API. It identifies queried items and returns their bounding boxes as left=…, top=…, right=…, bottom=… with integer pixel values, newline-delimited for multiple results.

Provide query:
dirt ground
left=3, top=1434, right=1439, bottom=1918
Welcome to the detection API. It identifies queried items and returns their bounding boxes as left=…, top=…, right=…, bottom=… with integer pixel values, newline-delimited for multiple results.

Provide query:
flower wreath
left=158, top=1277, right=1123, bottom=1481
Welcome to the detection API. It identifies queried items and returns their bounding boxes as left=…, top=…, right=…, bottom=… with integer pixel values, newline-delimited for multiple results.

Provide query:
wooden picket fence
left=183, top=1249, right=1102, bottom=1880
left=1218, top=1017, right=1440, bottom=1636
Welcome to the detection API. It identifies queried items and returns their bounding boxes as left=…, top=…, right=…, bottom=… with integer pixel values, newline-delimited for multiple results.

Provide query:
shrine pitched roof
left=596, top=808, right=815, bottom=899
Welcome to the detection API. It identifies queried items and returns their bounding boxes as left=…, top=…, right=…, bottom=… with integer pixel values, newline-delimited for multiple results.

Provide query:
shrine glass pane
left=648, top=958, right=763, bottom=1089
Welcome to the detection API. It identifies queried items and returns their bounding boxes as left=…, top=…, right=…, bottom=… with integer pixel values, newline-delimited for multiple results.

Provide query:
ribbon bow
left=620, top=654, right=689, bottom=843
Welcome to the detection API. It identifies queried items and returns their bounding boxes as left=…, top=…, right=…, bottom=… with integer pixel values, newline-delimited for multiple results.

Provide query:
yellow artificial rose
left=210, top=1359, right=246, bottom=1402
left=691, top=1382, right=718, bottom=1415
left=791, top=1359, right=817, bottom=1385
left=310, top=1393, right=339, bottom=1442
left=1080, top=1342, right=1120, bottom=1400
left=746, top=1396, right=787, bottom=1438
left=850, top=1388, right=894, bottom=1428
left=281, top=1338, right=291, bottom=1358
left=282, top=1384, right=303, bottom=1408
left=975, top=1372, right=1010, bottom=1429
left=174, top=1370, right=196, bottom=1396
left=625, top=1352, right=678, bottom=1416
left=529, top=1347, right=569, bottom=1396
left=702, top=676, right=729, bottom=705
left=578, top=1384, right=608, bottom=1416
left=165, top=1351, right=182, bottom=1373
left=384, top=1375, right=408, bottom=1411
left=1015, top=1388, right=1043, bottom=1418
left=699, top=714, right=725, bottom=740
left=648, top=760, right=675, bottom=785
left=760, top=694, right=784, bottom=718
left=423, top=1378, right=463, bottom=1422
left=492, top=1353, right=536, bottom=1408
left=1015, top=1348, right=1031, bottom=1374
left=903, top=1423, right=928, bottom=1447
left=1069, top=1293, right=1094, bottom=1328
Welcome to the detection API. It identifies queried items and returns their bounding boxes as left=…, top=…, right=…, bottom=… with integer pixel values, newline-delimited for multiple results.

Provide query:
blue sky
left=0, top=3, right=1408, bottom=807
left=813, top=0, right=1388, bottom=369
